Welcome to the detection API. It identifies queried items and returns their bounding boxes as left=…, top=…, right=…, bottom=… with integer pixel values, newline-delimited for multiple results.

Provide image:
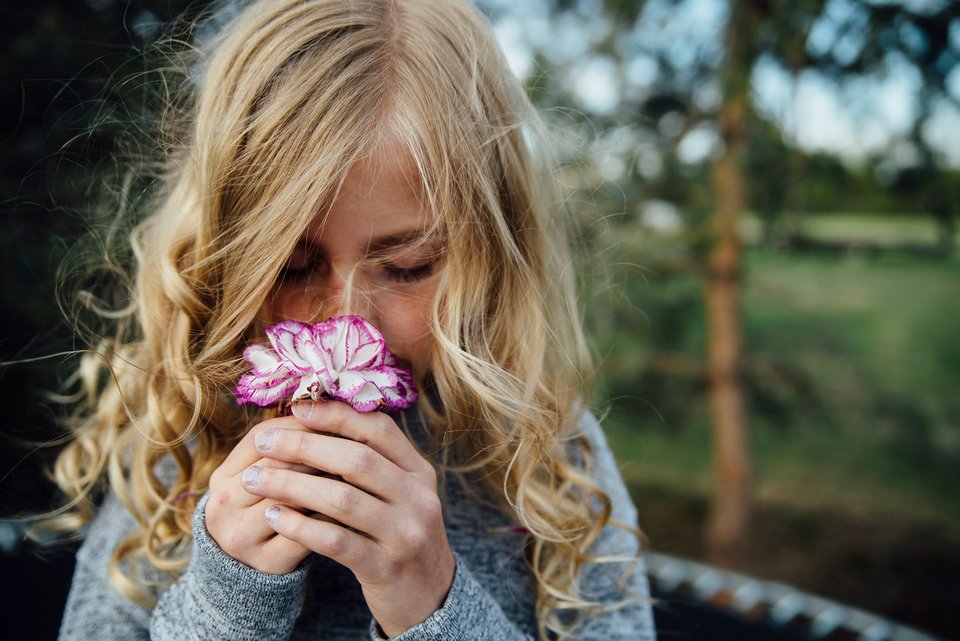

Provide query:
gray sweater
left=58, top=411, right=657, bottom=640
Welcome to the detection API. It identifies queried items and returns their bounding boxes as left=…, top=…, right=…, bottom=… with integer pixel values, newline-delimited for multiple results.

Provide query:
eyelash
left=280, top=259, right=436, bottom=284
left=279, top=264, right=317, bottom=283
left=383, top=260, right=436, bottom=283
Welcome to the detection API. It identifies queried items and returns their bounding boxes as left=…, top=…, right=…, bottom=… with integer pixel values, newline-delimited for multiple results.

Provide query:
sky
left=482, top=0, right=960, bottom=169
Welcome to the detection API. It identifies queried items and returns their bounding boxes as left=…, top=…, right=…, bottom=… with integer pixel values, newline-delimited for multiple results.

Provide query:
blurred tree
left=521, top=0, right=959, bottom=566
left=807, top=0, right=960, bottom=252
left=701, top=0, right=756, bottom=568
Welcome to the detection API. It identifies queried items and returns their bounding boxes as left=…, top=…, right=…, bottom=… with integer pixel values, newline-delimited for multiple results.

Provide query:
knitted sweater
left=58, top=410, right=657, bottom=640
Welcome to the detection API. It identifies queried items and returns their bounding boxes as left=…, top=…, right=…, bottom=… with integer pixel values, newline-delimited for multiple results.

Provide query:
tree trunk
left=704, top=1, right=755, bottom=568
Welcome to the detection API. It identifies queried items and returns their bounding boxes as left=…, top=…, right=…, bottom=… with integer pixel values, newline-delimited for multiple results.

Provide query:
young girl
left=51, top=1, right=657, bottom=639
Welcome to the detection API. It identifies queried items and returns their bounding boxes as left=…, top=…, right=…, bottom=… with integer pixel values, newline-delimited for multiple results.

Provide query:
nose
left=315, top=270, right=377, bottom=324
left=271, top=261, right=380, bottom=326
left=333, top=290, right=378, bottom=324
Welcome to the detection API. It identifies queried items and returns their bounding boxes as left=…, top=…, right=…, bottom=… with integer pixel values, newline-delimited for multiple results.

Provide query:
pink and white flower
left=235, top=315, right=419, bottom=412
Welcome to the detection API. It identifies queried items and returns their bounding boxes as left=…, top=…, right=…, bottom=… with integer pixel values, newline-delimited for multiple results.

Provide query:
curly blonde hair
left=45, top=1, right=644, bottom=638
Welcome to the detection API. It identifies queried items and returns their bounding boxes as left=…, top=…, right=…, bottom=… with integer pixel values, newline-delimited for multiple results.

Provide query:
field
left=603, top=250, right=960, bottom=518
left=598, top=213, right=959, bottom=519
left=592, top=213, right=960, bottom=637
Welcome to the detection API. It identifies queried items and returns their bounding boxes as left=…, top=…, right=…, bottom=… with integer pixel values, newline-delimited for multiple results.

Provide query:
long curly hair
left=44, top=1, right=644, bottom=638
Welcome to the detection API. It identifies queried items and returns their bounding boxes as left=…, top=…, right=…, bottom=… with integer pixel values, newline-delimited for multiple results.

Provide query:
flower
left=234, top=315, right=419, bottom=412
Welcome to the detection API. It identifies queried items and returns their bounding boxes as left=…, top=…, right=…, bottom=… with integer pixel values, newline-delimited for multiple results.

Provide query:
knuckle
left=331, top=484, right=358, bottom=513
left=419, top=491, right=443, bottom=522
left=322, top=528, right=348, bottom=557
left=348, top=447, right=378, bottom=477
left=287, top=429, right=307, bottom=459
left=258, top=467, right=280, bottom=492
left=211, top=489, right=232, bottom=510
left=398, top=518, right=428, bottom=549
left=372, top=413, right=396, bottom=437
left=329, top=401, right=351, bottom=428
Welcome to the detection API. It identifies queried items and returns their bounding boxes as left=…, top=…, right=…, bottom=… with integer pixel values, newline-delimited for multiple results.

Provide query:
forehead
left=301, top=144, right=438, bottom=247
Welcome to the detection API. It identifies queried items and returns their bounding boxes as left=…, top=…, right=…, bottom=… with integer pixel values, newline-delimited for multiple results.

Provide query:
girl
left=51, top=0, right=657, bottom=639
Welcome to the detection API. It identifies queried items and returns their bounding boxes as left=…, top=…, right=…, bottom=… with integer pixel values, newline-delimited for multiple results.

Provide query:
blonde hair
left=46, top=1, right=644, bottom=638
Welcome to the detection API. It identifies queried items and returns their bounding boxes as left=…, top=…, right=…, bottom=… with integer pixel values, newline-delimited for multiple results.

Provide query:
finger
left=264, top=503, right=382, bottom=574
left=231, top=456, right=320, bottom=509
left=217, top=416, right=312, bottom=476
left=205, top=495, right=284, bottom=550
left=242, top=466, right=394, bottom=539
left=252, top=428, right=407, bottom=500
left=290, top=401, right=430, bottom=476
left=249, top=512, right=345, bottom=573
left=255, top=533, right=311, bottom=575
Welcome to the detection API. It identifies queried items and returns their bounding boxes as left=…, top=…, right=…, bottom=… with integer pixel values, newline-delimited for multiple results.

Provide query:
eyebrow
left=365, top=229, right=445, bottom=255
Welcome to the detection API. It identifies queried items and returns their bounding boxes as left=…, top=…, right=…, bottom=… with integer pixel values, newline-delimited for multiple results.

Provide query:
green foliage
left=536, top=0, right=959, bottom=251
left=598, top=237, right=960, bottom=522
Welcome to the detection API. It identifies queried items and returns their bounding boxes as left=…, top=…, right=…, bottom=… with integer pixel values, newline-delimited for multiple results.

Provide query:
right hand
left=205, top=416, right=314, bottom=574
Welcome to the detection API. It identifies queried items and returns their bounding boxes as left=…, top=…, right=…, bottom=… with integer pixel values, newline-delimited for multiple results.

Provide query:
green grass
left=740, top=211, right=960, bottom=247
left=596, top=223, right=960, bottom=523
left=798, top=212, right=956, bottom=246
left=745, top=251, right=960, bottom=400
left=605, top=415, right=960, bottom=522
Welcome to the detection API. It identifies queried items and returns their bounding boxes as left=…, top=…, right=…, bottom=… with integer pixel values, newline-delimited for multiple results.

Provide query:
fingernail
left=265, top=504, right=282, bottom=528
left=241, top=466, right=262, bottom=488
left=291, top=401, right=314, bottom=420
left=255, top=429, right=277, bottom=452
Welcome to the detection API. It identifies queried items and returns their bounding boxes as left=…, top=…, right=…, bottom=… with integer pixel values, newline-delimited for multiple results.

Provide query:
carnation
left=234, top=315, right=418, bottom=413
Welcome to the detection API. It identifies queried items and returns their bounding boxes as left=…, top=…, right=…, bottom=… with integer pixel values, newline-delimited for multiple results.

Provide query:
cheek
left=375, top=287, right=437, bottom=373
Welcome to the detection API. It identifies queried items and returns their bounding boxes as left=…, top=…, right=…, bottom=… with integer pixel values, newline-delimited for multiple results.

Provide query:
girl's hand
left=239, top=400, right=456, bottom=638
left=205, top=416, right=315, bottom=574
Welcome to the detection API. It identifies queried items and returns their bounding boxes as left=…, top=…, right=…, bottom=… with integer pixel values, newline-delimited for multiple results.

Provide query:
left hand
left=239, top=399, right=456, bottom=637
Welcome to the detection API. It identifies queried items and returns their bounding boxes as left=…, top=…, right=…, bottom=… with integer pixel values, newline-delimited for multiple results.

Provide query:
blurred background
left=1, top=0, right=958, bottom=639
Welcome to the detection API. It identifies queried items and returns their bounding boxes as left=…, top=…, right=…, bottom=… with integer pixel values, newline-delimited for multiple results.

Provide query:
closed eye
left=382, top=260, right=437, bottom=283
left=279, top=244, right=325, bottom=283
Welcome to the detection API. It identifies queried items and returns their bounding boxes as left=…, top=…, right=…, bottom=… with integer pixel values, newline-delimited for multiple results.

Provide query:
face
left=264, top=148, right=443, bottom=379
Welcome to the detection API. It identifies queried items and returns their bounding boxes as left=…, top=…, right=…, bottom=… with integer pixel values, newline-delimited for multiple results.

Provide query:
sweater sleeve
left=369, top=410, right=658, bottom=641
left=149, top=493, right=308, bottom=640
left=58, top=492, right=309, bottom=641
left=368, top=553, right=536, bottom=641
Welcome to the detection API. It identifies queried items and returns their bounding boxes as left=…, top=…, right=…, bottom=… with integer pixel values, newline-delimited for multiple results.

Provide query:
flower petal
left=235, top=370, right=300, bottom=407
left=237, top=366, right=295, bottom=390
left=334, top=370, right=372, bottom=398
left=294, top=326, right=326, bottom=372
left=313, top=322, right=340, bottom=375
left=266, top=321, right=312, bottom=371
left=349, top=335, right=384, bottom=370
left=345, top=316, right=386, bottom=370
left=243, top=343, right=284, bottom=375
left=383, top=377, right=418, bottom=409
left=317, top=318, right=349, bottom=372
left=349, top=382, right=385, bottom=412
left=358, top=365, right=398, bottom=389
